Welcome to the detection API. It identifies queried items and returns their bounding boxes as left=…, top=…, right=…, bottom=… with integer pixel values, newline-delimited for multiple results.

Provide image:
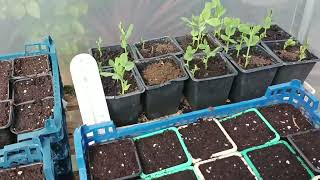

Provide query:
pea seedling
left=99, top=53, right=135, bottom=95
left=283, top=38, right=296, bottom=50
left=199, top=39, right=221, bottom=69
left=184, top=46, right=197, bottom=68
left=261, top=10, right=272, bottom=39
left=299, top=41, right=309, bottom=61
left=96, top=36, right=103, bottom=59
left=220, top=17, right=240, bottom=53
left=191, top=65, right=200, bottom=77
left=242, top=25, right=262, bottom=68
left=119, top=22, right=134, bottom=54
left=140, top=37, right=146, bottom=50
left=236, top=23, right=251, bottom=57
left=211, top=0, right=226, bottom=38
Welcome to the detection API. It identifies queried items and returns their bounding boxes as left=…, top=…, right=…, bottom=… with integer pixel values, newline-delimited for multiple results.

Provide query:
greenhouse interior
left=0, top=0, right=320, bottom=179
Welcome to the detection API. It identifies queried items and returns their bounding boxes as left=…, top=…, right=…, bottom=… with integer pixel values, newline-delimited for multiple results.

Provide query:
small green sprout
left=243, top=25, right=262, bottom=68
left=119, top=22, right=134, bottom=54
left=199, top=39, right=220, bottom=69
left=100, top=53, right=135, bottom=95
left=140, top=37, right=145, bottom=50
left=191, top=65, right=200, bottom=77
left=220, top=17, right=240, bottom=53
left=184, top=46, right=197, bottom=68
left=236, top=23, right=251, bottom=57
left=299, top=41, right=309, bottom=61
left=283, top=38, right=296, bottom=50
left=261, top=10, right=273, bottom=39
left=96, top=36, right=103, bottom=59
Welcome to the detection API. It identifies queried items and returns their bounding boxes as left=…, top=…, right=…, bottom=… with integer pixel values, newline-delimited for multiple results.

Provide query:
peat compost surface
left=155, top=170, right=197, bottom=180
left=0, top=61, right=11, bottom=100
left=14, top=55, right=50, bottom=77
left=261, top=24, right=291, bottom=41
left=0, top=163, right=44, bottom=180
left=0, top=101, right=10, bottom=127
left=137, top=40, right=180, bottom=58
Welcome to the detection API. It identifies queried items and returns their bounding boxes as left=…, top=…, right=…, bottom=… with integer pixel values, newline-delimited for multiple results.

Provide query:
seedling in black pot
left=220, top=17, right=240, bottom=53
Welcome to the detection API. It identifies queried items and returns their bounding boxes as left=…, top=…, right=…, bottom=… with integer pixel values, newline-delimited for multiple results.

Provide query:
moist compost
left=0, top=163, right=44, bottom=180
left=141, top=58, right=184, bottom=86
left=137, top=38, right=180, bottom=58
left=266, top=41, right=316, bottom=62
left=247, top=143, right=310, bottom=180
left=290, top=130, right=320, bottom=170
left=175, top=35, right=219, bottom=52
left=13, top=75, right=53, bottom=104
left=0, top=101, right=11, bottom=127
left=12, top=98, right=54, bottom=134
left=14, top=55, right=50, bottom=77
left=101, top=71, right=138, bottom=96
left=156, top=170, right=197, bottom=180
left=189, top=55, right=231, bottom=79
left=88, top=139, right=140, bottom=180
left=135, top=130, right=188, bottom=174
left=92, top=46, right=134, bottom=66
left=179, top=118, right=233, bottom=161
left=262, top=24, right=292, bottom=41
left=221, top=111, right=276, bottom=151
left=259, top=103, right=313, bottom=136
left=199, top=156, right=256, bottom=180
left=230, top=47, right=275, bottom=70
left=0, top=61, right=12, bottom=100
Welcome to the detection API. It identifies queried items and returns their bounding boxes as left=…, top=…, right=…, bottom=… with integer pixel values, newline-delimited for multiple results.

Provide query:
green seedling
left=299, top=41, right=309, bottom=61
left=243, top=25, right=262, bottom=68
left=99, top=53, right=135, bottom=95
left=211, top=0, right=226, bottom=38
left=184, top=46, right=197, bottom=68
left=191, top=64, right=200, bottom=77
left=96, top=36, right=103, bottom=59
left=140, top=37, right=146, bottom=50
left=236, top=23, right=251, bottom=57
left=283, top=38, right=296, bottom=50
left=119, top=22, right=134, bottom=54
left=261, top=10, right=273, bottom=39
left=199, top=39, right=220, bottom=69
left=220, top=17, right=240, bottom=53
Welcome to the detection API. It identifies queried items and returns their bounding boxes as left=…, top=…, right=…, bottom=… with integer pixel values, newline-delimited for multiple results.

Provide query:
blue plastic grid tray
left=74, top=80, right=320, bottom=180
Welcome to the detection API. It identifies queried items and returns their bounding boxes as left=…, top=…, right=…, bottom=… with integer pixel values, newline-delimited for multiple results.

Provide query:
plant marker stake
left=70, top=53, right=111, bottom=125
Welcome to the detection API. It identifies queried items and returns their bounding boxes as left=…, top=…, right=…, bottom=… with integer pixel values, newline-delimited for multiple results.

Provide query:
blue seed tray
left=74, top=80, right=320, bottom=180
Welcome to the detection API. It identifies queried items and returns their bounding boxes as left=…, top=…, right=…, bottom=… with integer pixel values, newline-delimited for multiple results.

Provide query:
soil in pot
left=14, top=55, right=50, bottom=77
left=0, top=101, right=11, bottom=127
left=178, top=118, right=233, bottom=162
left=12, top=98, right=54, bottom=134
left=0, top=61, right=12, bottom=100
left=0, top=163, right=44, bottom=179
left=88, top=138, right=141, bottom=180
left=265, top=41, right=317, bottom=62
left=261, top=24, right=292, bottom=41
left=135, top=130, right=188, bottom=174
left=198, top=156, right=256, bottom=180
left=101, top=71, right=138, bottom=96
left=247, top=143, right=310, bottom=180
left=259, top=103, right=313, bottom=137
left=221, top=111, right=276, bottom=151
left=13, top=75, right=53, bottom=104
left=92, top=46, right=134, bottom=66
left=175, top=35, right=219, bottom=52
left=136, top=38, right=180, bottom=58
left=0, top=101, right=16, bottom=148
left=156, top=170, right=197, bottom=180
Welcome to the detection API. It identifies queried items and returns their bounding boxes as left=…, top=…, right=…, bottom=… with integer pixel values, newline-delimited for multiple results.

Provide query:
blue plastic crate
left=0, top=36, right=64, bottom=143
left=74, top=80, right=320, bottom=180
left=0, top=137, right=54, bottom=179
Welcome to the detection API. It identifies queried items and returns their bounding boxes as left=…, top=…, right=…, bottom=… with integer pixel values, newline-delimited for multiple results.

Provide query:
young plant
left=236, top=23, right=251, bottom=57
left=191, top=65, right=200, bottom=77
left=119, top=22, right=134, bottom=54
left=243, top=25, right=262, bottom=68
left=283, top=38, right=296, bottom=50
left=299, top=41, right=309, bottom=61
left=261, top=10, right=273, bottom=39
left=96, top=36, right=103, bottom=59
left=199, top=39, right=220, bottom=69
left=184, top=46, right=197, bottom=68
left=99, top=53, right=135, bottom=95
left=220, top=17, right=240, bottom=53
left=140, top=37, right=145, bottom=50
left=211, top=0, right=226, bottom=38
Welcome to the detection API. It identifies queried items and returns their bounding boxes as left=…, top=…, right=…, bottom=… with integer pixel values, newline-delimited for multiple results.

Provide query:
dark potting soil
left=291, top=130, right=320, bottom=171
left=199, top=156, right=256, bottom=180
left=0, top=128, right=16, bottom=149
left=247, top=143, right=310, bottom=180
left=0, top=101, right=11, bottom=127
left=101, top=71, right=138, bottom=96
left=0, top=163, right=44, bottom=180
left=230, top=46, right=275, bottom=70
left=175, top=35, right=219, bottom=52
left=266, top=41, right=317, bottom=62
left=259, top=104, right=313, bottom=137
left=179, top=118, right=232, bottom=161
left=141, top=57, right=184, bottom=86
left=136, top=39, right=180, bottom=58
left=92, top=46, right=134, bottom=66
left=13, top=75, right=53, bottom=104
left=221, top=111, right=275, bottom=151
left=14, top=55, right=50, bottom=77
left=189, top=55, right=231, bottom=79
left=262, top=24, right=292, bottom=41
left=0, top=61, right=12, bottom=100
left=135, top=130, right=188, bottom=174
left=88, top=139, right=140, bottom=180
left=12, top=98, right=54, bottom=134
left=155, top=170, right=197, bottom=180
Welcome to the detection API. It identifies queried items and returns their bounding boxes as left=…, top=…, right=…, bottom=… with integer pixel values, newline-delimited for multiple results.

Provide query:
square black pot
left=261, top=41, right=320, bottom=85
left=183, top=53, right=238, bottom=110
left=224, top=45, right=282, bottom=102
left=134, top=54, right=188, bottom=119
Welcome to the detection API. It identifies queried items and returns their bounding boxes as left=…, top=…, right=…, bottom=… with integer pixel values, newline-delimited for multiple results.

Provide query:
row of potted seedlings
left=91, top=0, right=320, bottom=127
left=86, top=101, right=319, bottom=179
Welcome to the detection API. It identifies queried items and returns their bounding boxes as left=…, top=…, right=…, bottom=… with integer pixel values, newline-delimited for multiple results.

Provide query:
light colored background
left=0, top=0, right=319, bottom=97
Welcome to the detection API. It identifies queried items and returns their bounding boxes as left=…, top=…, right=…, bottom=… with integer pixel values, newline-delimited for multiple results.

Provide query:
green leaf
left=220, top=35, right=229, bottom=41
left=126, top=24, right=134, bottom=39
left=125, top=61, right=134, bottom=71
left=207, top=18, right=220, bottom=27
left=251, top=35, right=260, bottom=46
left=100, top=72, right=114, bottom=77
left=108, top=59, right=115, bottom=67
left=238, top=24, right=251, bottom=34
left=25, top=0, right=40, bottom=19
left=112, top=73, right=121, bottom=80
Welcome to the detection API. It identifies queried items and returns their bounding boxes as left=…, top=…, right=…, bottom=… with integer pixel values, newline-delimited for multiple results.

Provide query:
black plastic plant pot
left=224, top=45, right=282, bottom=102
left=90, top=44, right=138, bottom=66
left=133, top=36, right=184, bottom=59
left=183, top=53, right=238, bottom=110
left=261, top=41, right=320, bottom=85
left=100, top=68, right=145, bottom=126
left=262, top=24, right=292, bottom=43
left=0, top=100, right=16, bottom=149
left=134, top=54, right=188, bottom=119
